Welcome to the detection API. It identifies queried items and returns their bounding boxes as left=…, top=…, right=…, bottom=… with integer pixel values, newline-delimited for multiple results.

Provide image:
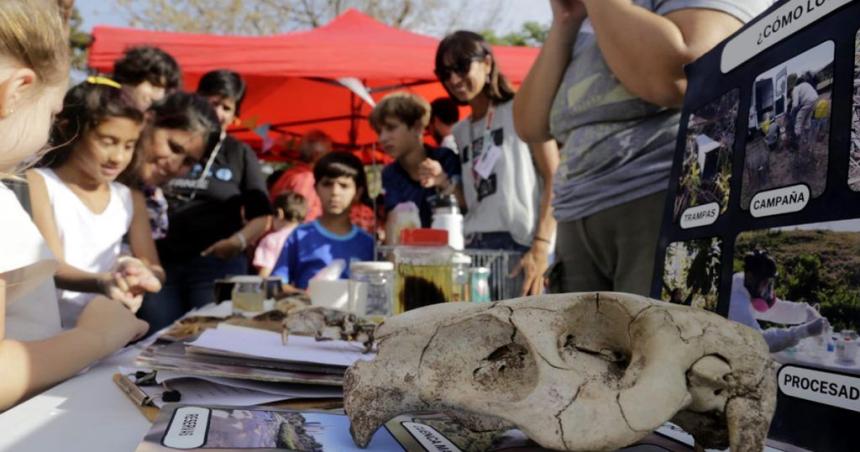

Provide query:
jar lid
left=351, top=261, right=394, bottom=272
left=400, top=228, right=449, bottom=246
left=452, top=253, right=472, bottom=265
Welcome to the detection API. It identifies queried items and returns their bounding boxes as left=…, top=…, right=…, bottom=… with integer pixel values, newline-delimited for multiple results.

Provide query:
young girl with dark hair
left=0, top=0, right=148, bottom=411
left=28, top=80, right=165, bottom=328
left=432, top=31, right=558, bottom=296
left=141, top=69, right=272, bottom=332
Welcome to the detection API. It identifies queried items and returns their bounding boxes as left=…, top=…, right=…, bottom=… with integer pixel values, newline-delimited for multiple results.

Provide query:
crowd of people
left=0, top=0, right=772, bottom=411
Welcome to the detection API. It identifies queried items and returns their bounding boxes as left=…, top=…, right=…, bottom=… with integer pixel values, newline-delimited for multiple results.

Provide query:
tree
left=481, top=21, right=548, bottom=47
left=115, top=0, right=503, bottom=37
left=69, top=6, right=92, bottom=72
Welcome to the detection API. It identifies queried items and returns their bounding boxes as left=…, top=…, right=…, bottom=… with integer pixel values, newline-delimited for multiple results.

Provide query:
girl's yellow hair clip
left=86, top=75, right=122, bottom=89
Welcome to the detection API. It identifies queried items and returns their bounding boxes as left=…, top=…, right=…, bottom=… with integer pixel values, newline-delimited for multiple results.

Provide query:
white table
left=0, top=346, right=152, bottom=452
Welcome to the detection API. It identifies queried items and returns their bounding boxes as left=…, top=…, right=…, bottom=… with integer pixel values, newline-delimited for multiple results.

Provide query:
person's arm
left=0, top=279, right=148, bottom=410
left=581, top=0, right=744, bottom=107
left=513, top=0, right=587, bottom=142
left=127, top=190, right=166, bottom=283
left=515, top=140, right=560, bottom=296
left=757, top=298, right=820, bottom=325
left=27, top=171, right=158, bottom=307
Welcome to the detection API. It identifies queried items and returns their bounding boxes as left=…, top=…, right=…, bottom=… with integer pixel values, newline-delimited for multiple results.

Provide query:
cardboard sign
left=653, top=1, right=860, bottom=450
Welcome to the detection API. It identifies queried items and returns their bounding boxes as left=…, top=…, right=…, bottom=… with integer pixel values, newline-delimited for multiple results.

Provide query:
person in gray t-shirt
left=514, top=0, right=772, bottom=295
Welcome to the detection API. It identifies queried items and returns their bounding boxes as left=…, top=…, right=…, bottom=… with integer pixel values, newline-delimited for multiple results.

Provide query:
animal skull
left=345, top=292, right=777, bottom=451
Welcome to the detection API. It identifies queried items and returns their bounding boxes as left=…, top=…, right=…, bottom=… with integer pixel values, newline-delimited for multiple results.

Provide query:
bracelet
left=233, top=231, right=248, bottom=250
left=533, top=236, right=552, bottom=245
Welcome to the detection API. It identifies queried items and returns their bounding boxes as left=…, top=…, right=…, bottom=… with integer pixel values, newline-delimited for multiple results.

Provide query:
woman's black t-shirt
left=158, top=135, right=272, bottom=262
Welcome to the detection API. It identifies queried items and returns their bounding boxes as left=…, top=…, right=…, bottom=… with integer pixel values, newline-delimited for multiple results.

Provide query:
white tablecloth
left=0, top=346, right=152, bottom=452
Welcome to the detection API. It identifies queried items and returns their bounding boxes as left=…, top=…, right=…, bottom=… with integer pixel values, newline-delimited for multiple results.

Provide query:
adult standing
left=514, top=0, right=772, bottom=295
left=143, top=70, right=272, bottom=332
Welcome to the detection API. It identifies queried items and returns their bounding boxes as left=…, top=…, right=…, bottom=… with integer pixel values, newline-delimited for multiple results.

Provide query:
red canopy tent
left=88, top=9, right=539, bottom=163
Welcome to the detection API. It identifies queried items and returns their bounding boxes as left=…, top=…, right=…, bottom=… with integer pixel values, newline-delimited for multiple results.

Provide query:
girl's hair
left=43, top=81, right=144, bottom=168
left=313, top=151, right=371, bottom=206
left=435, top=31, right=515, bottom=106
left=0, top=0, right=69, bottom=88
left=119, top=91, right=221, bottom=186
left=273, top=191, right=308, bottom=223
left=197, top=69, right=247, bottom=114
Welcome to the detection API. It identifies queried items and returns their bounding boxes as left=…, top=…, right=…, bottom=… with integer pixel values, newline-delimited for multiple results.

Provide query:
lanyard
left=181, top=131, right=225, bottom=202
left=467, top=103, right=496, bottom=156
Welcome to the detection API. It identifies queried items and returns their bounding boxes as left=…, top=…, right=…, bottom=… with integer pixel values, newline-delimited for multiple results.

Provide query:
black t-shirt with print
left=157, top=135, right=272, bottom=262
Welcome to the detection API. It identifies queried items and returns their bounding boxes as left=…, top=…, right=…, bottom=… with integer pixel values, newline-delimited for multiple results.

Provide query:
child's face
left=206, top=95, right=237, bottom=131
left=378, top=116, right=422, bottom=160
left=316, top=175, right=359, bottom=216
left=70, top=116, right=143, bottom=182
left=140, top=127, right=206, bottom=187
left=123, top=80, right=167, bottom=111
left=0, top=82, right=65, bottom=172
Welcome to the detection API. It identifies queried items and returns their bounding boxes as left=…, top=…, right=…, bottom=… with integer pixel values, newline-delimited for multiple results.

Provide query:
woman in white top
left=28, top=80, right=165, bottom=327
left=430, top=31, right=559, bottom=296
left=0, top=0, right=148, bottom=411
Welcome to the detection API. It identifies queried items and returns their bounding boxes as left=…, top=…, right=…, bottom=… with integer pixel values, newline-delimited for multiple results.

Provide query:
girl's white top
left=34, top=168, right=133, bottom=327
left=0, top=182, right=62, bottom=340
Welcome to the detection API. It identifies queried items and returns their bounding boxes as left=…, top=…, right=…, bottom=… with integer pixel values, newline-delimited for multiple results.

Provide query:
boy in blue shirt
left=372, top=92, right=462, bottom=228
left=271, top=152, right=375, bottom=290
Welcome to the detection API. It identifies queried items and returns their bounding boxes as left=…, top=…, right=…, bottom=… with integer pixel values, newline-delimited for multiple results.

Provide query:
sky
left=73, top=0, right=553, bottom=35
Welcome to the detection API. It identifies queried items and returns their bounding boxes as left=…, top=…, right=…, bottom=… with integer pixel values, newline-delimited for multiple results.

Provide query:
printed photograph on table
left=661, top=238, right=722, bottom=311
left=742, top=41, right=834, bottom=214
left=732, top=219, right=860, bottom=375
left=849, top=29, right=860, bottom=191
left=674, top=89, right=739, bottom=228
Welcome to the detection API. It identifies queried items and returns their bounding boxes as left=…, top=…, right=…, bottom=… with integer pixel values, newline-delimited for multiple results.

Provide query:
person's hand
left=76, top=296, right=149, bottom=355
left=418, top=158, right=448, bottom=189
left=201, top=235, right=244, bottom=260
left=790, top=317, right=829, bottom=342
left=551, top=0, right=588, bottom=26
left=511, top=243, right=551, bottom=296
left=99, top=258, right=161, bottom=313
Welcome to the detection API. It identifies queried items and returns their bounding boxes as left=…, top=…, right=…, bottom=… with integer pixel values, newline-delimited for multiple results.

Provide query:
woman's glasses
left=434, top=55, right=486, bottom=81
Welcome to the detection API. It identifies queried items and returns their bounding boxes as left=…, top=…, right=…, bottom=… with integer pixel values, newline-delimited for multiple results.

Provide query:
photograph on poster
left=732, top=219, right=860, bottom=375
left=674, top=89, right=739, bottom=226
left=742, top=41, right=834, bottom=210
left=850, top=29, right=860, bottom=191
left=661, top=238, right=722, bottom=311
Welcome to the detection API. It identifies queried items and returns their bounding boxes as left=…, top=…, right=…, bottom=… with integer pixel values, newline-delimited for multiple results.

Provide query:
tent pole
left=349, top=91, right=358, bottom=148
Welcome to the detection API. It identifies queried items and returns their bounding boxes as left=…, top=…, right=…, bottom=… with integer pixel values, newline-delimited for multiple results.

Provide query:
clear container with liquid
left=451, top=252, right=472, bottom=302
left=351, top=261, right=395, bottom=317
left=231, top=275, right=266, bottom=313
left=394, top=229, right=453, bottom=314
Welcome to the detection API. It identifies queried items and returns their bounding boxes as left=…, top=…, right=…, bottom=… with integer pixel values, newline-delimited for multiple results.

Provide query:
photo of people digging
left=742, top=41, right=834, bottom=210
left=673, top=90, right=739, bottom=223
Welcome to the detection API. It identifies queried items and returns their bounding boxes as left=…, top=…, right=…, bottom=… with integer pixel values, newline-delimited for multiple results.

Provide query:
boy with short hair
left=253, top=191, right=307, bottom=277
left=271, top=153, right=375, bottom=290
left=371, top=92, right=462, bottom=228
left=112, top=45, right=182, bottom=110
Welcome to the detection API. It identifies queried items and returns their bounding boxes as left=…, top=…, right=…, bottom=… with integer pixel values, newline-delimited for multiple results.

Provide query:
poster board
left=652, top=1, right=860, bottom=450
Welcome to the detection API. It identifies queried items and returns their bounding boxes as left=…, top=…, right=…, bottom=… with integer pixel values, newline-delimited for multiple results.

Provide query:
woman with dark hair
left=141, top=69, right=273, bottom=332
left=119, top=91, right=222, bottom=240
left=431, top=31, right=558, bottom=296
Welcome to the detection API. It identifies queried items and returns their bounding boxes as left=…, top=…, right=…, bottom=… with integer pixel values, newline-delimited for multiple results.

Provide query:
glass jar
left=350, top=261, right=395, bottom=317
left=394, top=229, right=453, bottom=314
left=451, top=252, right=472, bottom=302
left=470, top=267, right=492, bottom=303
left=231, top=275, right=265, bottom=313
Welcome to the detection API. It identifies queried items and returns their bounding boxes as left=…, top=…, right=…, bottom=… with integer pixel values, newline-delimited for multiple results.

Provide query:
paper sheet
left=187, top=323, right=375, bottom=367
left=154, top=371, right=342, bottom=398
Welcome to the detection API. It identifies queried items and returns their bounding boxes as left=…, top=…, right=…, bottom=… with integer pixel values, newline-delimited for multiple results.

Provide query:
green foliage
left=481, top=21, right=548, bottom=47
left=69, top=7, right=92, bottom=72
